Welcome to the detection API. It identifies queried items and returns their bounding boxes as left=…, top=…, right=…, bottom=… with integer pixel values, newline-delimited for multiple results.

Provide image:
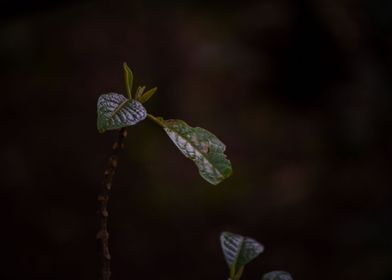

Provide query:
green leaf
left=231, top=266, right=244, bottom=280
left=262, top=271, right=293, bottom=280
left=150, top=116, right=232, bottom=185
left=123, top=62, right=133, bottom=99
left=135, top=86, right=146, bottom=100
left=138, top=87, right=157, bottom=103
left=97, top=93, right=147, bottom=133
left=220, top=232, right=264, bottom=275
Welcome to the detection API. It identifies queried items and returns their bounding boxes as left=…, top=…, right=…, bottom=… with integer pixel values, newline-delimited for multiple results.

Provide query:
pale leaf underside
left=97, top=93, right=147, bottom=133
left=162, top=119, right=232, bottom=185
left=220, top=231, right=264, bottom=272
left=262, top=271, right=293, bottom=280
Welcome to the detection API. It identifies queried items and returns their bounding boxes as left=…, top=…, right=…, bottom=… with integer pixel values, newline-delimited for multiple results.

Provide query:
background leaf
left=262, top=271, right=293, bottom=280
left=97, top=93, right=147, bottom=133
left=156, top=118, right=232, bottom=185
left=220, top=232, right=264, bottom=273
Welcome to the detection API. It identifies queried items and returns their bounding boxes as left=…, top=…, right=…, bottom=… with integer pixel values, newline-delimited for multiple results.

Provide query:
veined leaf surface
left=158, top=118, right=232, bottom=185
left=220, top=232, right=264, bottom=272
left=262, top=271, right=293, bottom=280
left=97, top=93, right=147, bottom=133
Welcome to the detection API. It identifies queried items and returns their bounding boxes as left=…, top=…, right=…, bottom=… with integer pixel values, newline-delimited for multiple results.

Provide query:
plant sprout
left=96, top=63, right=292, bottom=280
left=96, top=63, right=232, bottom=280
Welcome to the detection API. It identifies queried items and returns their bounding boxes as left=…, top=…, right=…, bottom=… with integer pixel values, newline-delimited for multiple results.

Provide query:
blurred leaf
left=220, top=231, right=264, bottom=275
left=262, top=271, right=293, bottom=280
left=138, top=87, right=157, bottom=103
left=148, top=115, right=232, bottom=185
left=231, top=266, right=244, bottom=280
left=135, top=86, right=146, bottom=100
left=123, top=62, right=133, bottom=99
left=97, top=93, right=147, bottom=133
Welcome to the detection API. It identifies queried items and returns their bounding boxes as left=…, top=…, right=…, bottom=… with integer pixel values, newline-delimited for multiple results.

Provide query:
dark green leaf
left=138, top=87, right=157, bottom=103
left=262, top=271, right=293, bottom=280
left=220, top=232, right=264, bottom=273
left=150, top=116, right=232, bottom=185
left=97, top=93, right=147, bottom=133
left=123, top=62, right=133, bottom=99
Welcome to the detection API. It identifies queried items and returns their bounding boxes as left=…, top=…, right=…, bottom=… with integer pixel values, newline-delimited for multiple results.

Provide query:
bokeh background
left=1, top=0, right=392, bottom=279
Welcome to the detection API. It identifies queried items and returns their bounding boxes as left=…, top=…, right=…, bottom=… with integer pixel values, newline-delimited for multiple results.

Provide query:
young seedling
left=96, top=63, right=232, bottom=280
left=220, top=232, right=293, bottom=280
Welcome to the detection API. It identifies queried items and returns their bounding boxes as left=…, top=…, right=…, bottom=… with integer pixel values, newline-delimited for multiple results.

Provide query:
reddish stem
left=97, top=128, right=127, bottom=280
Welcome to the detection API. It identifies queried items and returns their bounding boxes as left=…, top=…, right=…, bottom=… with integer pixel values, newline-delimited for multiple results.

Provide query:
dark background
left=1, top=0, right=392, bottom=279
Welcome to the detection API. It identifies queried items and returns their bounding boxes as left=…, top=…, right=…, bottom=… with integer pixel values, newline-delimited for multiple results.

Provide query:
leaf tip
left=123, top=62, right=134, bottom=99
left=139, top=86, right=158, bottom=103
left=123, top=61, right=129, bottom=70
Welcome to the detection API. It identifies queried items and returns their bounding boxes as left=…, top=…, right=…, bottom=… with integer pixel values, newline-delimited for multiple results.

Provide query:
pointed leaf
left=220, top=232, right=264, bottom=273
left=97, top=93, right=147, bottom=133
left=138, top=87, right=157, bottom=103
left=262, top=271, right=293, bottom=280
left=123, top=62, right=133, bottom=98
left=155, top=117, right=231, bottom=185
left=135, top=86, right=146, bottom=100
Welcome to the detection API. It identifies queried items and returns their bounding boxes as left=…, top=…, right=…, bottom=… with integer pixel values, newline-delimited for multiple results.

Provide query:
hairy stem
left=97, top=127, right=128, bottom=280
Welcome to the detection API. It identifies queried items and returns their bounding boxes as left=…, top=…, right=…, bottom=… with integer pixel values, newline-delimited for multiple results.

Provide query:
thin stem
left=97, top=127, right=128, bottom=280
left=147, top=113, right=165, bottom=128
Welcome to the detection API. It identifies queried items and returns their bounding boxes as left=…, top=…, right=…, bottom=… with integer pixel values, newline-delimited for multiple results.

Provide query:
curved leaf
left=138, top=87, right=157, bottom=103
left=135, top=86, right=146, bottom=100
left=220, top=232, right=264, bottom=273
left=156, top=118, right=232, bottom=185
left=262, top=271, right=293, bottom=280
left=123, top=62, right=133, bottom=98
left=97, top=93, right=147, bottom=133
